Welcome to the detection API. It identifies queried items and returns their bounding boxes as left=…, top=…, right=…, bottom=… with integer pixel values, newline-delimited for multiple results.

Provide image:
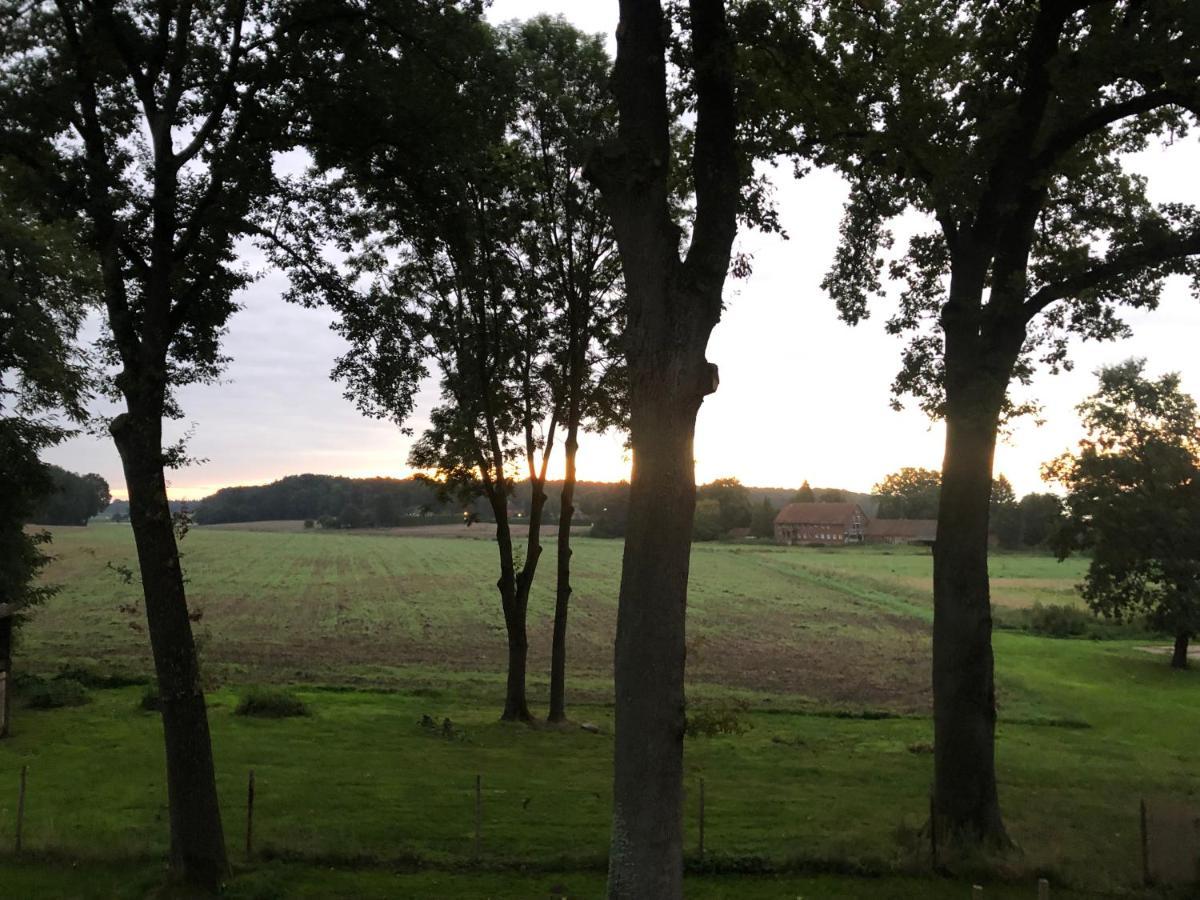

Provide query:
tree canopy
left=1047, top=359, right=1200, bottom=668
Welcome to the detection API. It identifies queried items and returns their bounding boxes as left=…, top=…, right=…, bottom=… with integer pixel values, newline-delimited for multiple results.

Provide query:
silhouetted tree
left=28, top=467, right=111, bottom=526
left=0, top=173, right=95, bottom=739
left=586, top=1, right=743, bottom=894
left=1048, top=360, right=1200, bottom=668
left=767, top=0, right=1200, bottom=844
left=1, top=1, right=316, bottom=884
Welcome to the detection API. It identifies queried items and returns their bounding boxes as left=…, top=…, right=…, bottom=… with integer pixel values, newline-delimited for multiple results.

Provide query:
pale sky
left=45, top=1, right=1200, bottom=501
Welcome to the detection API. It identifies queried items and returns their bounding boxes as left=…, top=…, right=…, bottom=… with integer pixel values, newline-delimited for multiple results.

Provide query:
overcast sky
left=45, top=1, right=1200, bottom=500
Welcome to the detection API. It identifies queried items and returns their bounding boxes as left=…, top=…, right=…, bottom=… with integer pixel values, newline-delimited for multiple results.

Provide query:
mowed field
left=2, top=523, right=1198, bottom=897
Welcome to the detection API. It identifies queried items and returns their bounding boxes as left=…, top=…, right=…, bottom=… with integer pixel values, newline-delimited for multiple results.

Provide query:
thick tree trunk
left=0, top=616, right=11, bottom=740
left=596, top=3, right=736, bottom=895
left=111, top=410, right=228, bottom=890
left=548, top=424, right=579, bottom=723
left=932, top=394, right=1009, bottom=847
left=608, top=381, right=705, bottom=899
left=1171, top=631, right=1189, bottom=669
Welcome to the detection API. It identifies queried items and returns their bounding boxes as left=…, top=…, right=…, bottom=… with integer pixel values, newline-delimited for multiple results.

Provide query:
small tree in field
left=1047, top=360, right=1200, bottom=669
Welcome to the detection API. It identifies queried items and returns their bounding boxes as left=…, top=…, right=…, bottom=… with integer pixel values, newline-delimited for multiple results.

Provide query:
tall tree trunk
left=548, top=423, right=579, bottom=723
left=609, top=373, right=708, bottom=899
left=1171, top=631, right=1189, bottom=669
left=110, top=409, right=228, bottom=890
left=491, top=505, right=531, bottom=723
left=931, top=384, right=1009, bottom=847
left=595, top=2, right=737, bottom=895
left=0, top=615, right=11, bottom=740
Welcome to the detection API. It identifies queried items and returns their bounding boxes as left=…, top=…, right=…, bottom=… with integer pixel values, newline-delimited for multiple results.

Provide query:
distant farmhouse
left=773, top=502, right=936, bottom=547
left=773, top=503, right=868, bottom=545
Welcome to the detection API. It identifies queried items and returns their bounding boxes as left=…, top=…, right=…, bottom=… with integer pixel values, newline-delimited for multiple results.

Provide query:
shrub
left=685, top=700, right=751, bottom=738
left=1027, top=602, right=1094, bottom=638
left=21, top=676, right=90, bottom=710
left=235, top=687, right=310, bottom=718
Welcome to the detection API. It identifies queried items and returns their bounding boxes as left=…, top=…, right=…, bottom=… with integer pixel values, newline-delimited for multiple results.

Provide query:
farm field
left=1, top=523, right=1196, bottom=897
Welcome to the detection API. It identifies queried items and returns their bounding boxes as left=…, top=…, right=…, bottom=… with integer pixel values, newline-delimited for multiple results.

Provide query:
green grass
left=5, top=524, right=1194, bottom=896
left=0, top=858, right=1106, bottom=899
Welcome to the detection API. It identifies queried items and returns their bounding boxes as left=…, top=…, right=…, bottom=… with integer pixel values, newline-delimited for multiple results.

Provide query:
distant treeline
left=189, top=474, right=644, bottom=529
left=181, top=473, right=878, bottom=536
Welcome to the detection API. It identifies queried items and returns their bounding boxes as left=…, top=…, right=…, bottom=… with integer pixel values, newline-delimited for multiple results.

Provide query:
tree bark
left=1171, top=631, right=1189, bottom=669
left=0, top=615, right=11, bottom=740
left=931, top=357, right=1012, bottom=846
left=548, top=423, right=579, bottom=723
left=593, top=2, right=736, bottom=896
left=111, top=408, right=228, bottom=889
left=491, top=504, right=531, bottom=723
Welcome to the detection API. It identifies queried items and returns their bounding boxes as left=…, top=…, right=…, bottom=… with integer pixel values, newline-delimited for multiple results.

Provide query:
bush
left=1027, top=602, right=1094, bottom=638
left=20, top=676, right=90, bottom=710
left=685, top=700, right=751, bottom=738
left=235, top=687, right=310, bottom=718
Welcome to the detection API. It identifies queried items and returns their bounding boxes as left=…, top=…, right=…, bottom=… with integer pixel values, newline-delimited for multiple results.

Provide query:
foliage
left=757, top=0, right=1200, bottom=420
left=692, top=499, right=725, bottom=542
left=873, top=468, right=941, bottom=520
left=1047, top=360, right=1200, bottom=649
left=28, top=466, right=111, bottom=526
left=1015, top=493, right=1066, bottom=549
left=0, top=167, right=96, bottom=629
left=697, top=478, right=753, bottom=536
left=193, top=474, right=485, bottom=525
left=235, top=687, right=311, bottom=719
left=989, top=474, right=1020, bottom=549
left=17, top=673, right=90, bottom=710
left=791, top=481, right=815, bottom=504
left=750, top=498, right=777, bottom=539
left=684, top=699, right=752, bottom=738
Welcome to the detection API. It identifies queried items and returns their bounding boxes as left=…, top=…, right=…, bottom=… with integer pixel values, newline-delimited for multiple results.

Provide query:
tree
left=1, top=1, right=308, bottom=885
left=697, top=477, right=753, bottom=533
left=768, top=0, right=1200, bottom=844
left=586, top=1, right=742, bottom=894
left=0, top=175, right=95, bottom=739
left=500, top=15, right=626, bottom=725
left=28, top=466, right=111, bottom=526
left=816, top=488, right=847, bottom=503
left=691, top=498, right=723, bottom=541
left=874, top=467, right=941, bottom=520
left=750, top=497, right=776, bottom=538
left=289, top=5, right=610, bottom=722
left=989, top=474, right=1021, bottom=549
left=1047, top=360, right=1200, bottom=669
left=791, top=479, right=815, bottom=503
left=1017, top=492, right=1065, bottom=548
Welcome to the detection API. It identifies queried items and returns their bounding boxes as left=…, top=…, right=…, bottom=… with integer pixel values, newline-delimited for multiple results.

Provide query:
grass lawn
left=1, top=525, right=1192, bottom=896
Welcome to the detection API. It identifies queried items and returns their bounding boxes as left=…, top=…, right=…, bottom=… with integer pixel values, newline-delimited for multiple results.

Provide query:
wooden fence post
left=474, top=774, right=482, bottom=859
left=1037, top=877, right=1049, bottom=899
left=929, top=794, right=938, bottom=869
left=698, top=777, right=706, bottom=859
left=245, top=769, right=256, bottom=858
left=15, top=765, right=26, bottom=853
left=1140, top=797, right=1150, bottom=886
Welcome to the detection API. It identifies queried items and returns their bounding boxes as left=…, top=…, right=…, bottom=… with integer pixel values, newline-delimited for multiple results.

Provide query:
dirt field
left=24, top=524, right=1096, bottom=713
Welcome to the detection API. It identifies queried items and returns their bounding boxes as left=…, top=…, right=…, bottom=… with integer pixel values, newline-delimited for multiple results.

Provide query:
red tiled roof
left=774, top=502, right=864, bottom=526
left=865, top=518, right=938, bottom=540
